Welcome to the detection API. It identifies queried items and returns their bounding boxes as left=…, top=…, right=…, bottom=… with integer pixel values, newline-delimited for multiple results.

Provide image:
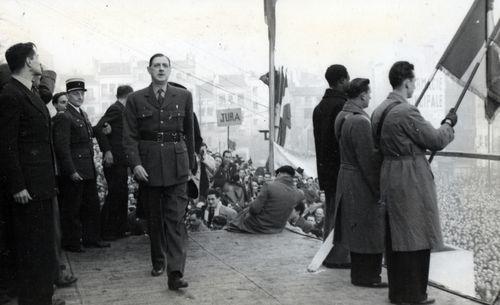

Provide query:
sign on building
left=216, top=108, right=242, bottom=127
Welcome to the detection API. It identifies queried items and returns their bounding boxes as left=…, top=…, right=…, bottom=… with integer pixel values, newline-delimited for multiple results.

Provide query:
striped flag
left=437, top=0, right=500, bottom=120
left=264, top=0, right=277, bottom=50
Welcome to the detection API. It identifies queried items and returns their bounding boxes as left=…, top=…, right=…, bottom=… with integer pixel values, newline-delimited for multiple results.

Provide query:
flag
left=264, top=0, right=277, bottom=51
left=437, top=0, right=500, bottom=120
left=282, top=103, right=291, bottom=128
left=228, top=138, right=236, bottom=151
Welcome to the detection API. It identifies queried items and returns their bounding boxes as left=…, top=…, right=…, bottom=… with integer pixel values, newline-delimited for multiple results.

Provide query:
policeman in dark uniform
left=52, top=78, right=110, bottom=253
left=123, top=53, right=194, bottom=290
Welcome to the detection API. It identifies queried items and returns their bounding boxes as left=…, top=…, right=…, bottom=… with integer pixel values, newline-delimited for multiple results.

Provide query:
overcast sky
left=0, top=0, right=490, bottom=79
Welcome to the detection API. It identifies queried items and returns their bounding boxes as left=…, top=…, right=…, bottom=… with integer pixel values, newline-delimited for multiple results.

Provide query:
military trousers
left=144, top=183, right=188, bottom=276
left=59, top=178, right=101, bottom=247
left=350, top=252, right=383, bottom=285
left=13, top=198, right=57, bottom=305
left=101, top=164, right=129, bottom=238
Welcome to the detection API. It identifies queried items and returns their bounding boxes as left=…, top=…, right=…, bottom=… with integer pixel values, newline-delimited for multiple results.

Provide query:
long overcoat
left=334, top=102, right=385, bottom=253
left=123, top=84, right=194, bottom=187
left=371, top=92, right=454, bottom=251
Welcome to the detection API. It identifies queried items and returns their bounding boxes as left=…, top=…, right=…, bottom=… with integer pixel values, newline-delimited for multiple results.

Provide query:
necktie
left=157, top=88, right=165, bottom=105
left=207, top=207, right=215, bottom=227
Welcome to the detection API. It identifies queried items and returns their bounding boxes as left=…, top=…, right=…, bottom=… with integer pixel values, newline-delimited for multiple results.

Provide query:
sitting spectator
left=211, top=216, right=228, bottom=230
left=228, top=165, right=305, bottom=234
left=221, top=177, right=247, bottom=212
left=213, top=150, right=238, bottom=189
left=188, top=209, right=209, bottom=232
left=205, top=189, right=237, bottom=229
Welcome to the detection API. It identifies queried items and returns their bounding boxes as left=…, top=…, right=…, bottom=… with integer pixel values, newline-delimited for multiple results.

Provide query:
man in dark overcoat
left=95, top=85, right=134, bottom=240
left=0, top=42, right=60, bottom=305
left=123, top=53, right=194, bottom=290
left=334, top=78, right=386, bottom=288
left=312, top=64, right=351, bottom=267
left=52, top=78, right=110, bottom=253
left=371, top=61, right=456, bottom=305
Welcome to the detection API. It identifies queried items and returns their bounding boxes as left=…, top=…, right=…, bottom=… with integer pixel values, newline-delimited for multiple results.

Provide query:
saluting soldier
left=123, top=53, right=194, bottom=290
left=52, top=78, right=110, bottom=253
left=334, top=78, right=386, bottom=288
left=371, top=61, right=456, bottom=305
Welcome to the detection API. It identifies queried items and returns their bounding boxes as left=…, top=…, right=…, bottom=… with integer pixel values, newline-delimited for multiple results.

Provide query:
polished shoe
left=55, top=274, right=78, bottom=288
left=392, top=298, right=435, bottom=305
left=322, top=262, right=351, bottom=269
left=82, top=240, right=111, bottom=248
left=62, top=245, right=85, bottom=253
left=151, top=266, right=165, bottom=277
left=52, top=298, right=66, bottom=305
left=168, top=274, right=188, bottom=290
left=352, top=281, right=388, bottom=288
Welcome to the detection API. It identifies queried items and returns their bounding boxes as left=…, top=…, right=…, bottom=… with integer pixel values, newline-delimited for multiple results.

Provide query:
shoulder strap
left=375, top=101, right=401, bottom=148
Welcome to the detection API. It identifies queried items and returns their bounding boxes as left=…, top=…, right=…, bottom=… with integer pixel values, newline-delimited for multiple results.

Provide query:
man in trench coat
left=371, top=61, right=456, bottom=305
left=312, top=64, right=351, bottom=267
left=334, top=78, right=386, bottom=288
left=123, top=53, right=194, bottom=290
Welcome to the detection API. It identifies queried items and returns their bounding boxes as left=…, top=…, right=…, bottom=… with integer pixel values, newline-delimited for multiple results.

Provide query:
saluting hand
left=70, top=172, right=84, bottom=182
left=13, top=189, right=32, bottom=204
left=133, top=165, right=149, bottom=182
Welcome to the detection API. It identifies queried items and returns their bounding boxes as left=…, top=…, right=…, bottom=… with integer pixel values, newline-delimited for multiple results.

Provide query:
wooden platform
left=52, top=231, right=479, bottom=305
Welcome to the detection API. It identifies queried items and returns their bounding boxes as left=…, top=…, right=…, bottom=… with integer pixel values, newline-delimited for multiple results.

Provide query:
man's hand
left=133, top=165, right=149, bottom=182
left=102, top=122, right=112, bottom=135
left=13, top=189, right=32, bottom=204
left=70, top=172, right=83, bottom=182
left=441, top=107, right=458, bottom=127
left=103, top=151, right=114, bottom=167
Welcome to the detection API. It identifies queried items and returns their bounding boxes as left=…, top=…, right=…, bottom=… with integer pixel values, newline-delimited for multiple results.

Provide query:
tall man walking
left=0, top=42, right=61, bottom=305
left=123, top=53, right=194, bottom=290
left=312, top=64, right=351, bottom=268
left=371, top=61, right=456, bottom=305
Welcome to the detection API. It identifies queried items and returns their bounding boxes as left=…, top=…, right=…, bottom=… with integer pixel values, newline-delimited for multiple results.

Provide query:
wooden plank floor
left=53, top=231, right=479, bottom=305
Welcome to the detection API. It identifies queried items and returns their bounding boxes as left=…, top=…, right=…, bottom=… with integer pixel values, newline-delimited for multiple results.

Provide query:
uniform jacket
left=229, top=175, right=305, bottom=234
left=371, top=92, right=454, bottom=251
left=0, top=78, right=57, bottom=200
left=334, top=101, right=384, bottom=253
left=313, top=88, right=347, bottom=191
left=95, top=101, right=127, bottom=165
left=123, top=84, right=195, bottom=187
left=52, top=105, right=96, bottom=179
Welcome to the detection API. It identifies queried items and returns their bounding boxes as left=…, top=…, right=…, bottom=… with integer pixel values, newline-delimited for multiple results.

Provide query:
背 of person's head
left=346, top=78, right=371, bottom=109
left=275, top=165, right=295, bottom=179
left=65, top=78, right=87, bottom=108
left=389, top=61, right=416, bottom=99
left=325, top=64, right=350, bottom=92
left=147, top=53, right=172, bottom=85
left=5, top=42, right=42, bottom=78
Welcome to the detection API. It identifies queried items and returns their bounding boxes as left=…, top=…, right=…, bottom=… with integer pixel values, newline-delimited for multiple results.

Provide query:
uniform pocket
left=174, top=142, right=189, bottom=179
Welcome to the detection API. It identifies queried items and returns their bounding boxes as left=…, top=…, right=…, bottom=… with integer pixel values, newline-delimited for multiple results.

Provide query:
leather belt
left=140, top=131, right=185, bottom=143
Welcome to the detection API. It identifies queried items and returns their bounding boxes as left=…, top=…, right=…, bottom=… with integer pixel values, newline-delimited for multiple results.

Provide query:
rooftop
left=51, top=230, right=479, bottom=305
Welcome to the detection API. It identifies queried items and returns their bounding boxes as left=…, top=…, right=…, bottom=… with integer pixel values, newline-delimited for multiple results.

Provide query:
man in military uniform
left=0, top=42, right=62, bottom=305
left=123, top=53, right=194, bottom=290
left=52, top=78, right=110, bottom=253
left=95, top=85, right=134, bottom=241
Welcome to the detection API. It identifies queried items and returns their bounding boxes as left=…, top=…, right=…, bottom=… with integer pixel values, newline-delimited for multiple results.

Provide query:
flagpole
left=415, top=68, right=439, bottom=107
left=429, top=20, right=500, bottom=163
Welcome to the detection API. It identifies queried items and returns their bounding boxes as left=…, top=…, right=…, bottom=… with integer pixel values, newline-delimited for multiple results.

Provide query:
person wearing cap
left=123, top=53, right=195, bottom=290
left=334, top=78, right=387, bottom=288
left=312, top=64, right=351, bottom=268
left=228, top=165, right=305, bottom=234
left=52, top=77, right=110, bottom=253
left=95, top=85, right=134, bottom=241
left=0, top=42, right=64, bottom=305
left=371, top=62, right=456, bottom=305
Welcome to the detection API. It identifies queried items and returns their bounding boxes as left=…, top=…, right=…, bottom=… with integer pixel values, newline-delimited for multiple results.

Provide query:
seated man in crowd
left=204, top=189, right=237, bottom=229
left=228, top=165, right=305, bottom=234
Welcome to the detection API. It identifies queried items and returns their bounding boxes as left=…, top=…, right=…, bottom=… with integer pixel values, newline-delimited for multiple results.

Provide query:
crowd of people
left=436, top=170, right=500, bottom=302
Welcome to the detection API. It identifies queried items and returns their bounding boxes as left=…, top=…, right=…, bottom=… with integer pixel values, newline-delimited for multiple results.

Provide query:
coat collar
left=387, top=91, right=409, bottom=104
left=10, top=78, right=47, bottom=117
left=323, top=88, right=347, bottom=100
left=276, top=175, right=294, bottom=186
left=143, top=83, right=178, bottom=109
left=342, top=101, right=369, bottom=117
left=67, top=103, right=86, bottom=121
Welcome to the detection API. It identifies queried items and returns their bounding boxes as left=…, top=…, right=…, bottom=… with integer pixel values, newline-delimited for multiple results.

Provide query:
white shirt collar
left=12, top=75, right=33, bottom=90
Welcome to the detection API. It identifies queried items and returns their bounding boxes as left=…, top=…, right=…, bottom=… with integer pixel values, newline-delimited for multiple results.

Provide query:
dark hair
left=389, top=61, right=414, bottom=89
left=5, top=42, right=37, bottom=73
left=207, top=189, right=220, bottom=198
left=148, top=53, right=171, bottom=67
left=346, top=78, right=370, bottom=99
left=116, top=85, right=133, bottom=99
left=222, top=150, right=232, bottom=158
left=51, top=92, right=67, bottom=106
left=275, top=165, right=295, bottom=177
left=212, top=215, right=227, bottom=226
left=325, top=64, right=348, bottom=88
